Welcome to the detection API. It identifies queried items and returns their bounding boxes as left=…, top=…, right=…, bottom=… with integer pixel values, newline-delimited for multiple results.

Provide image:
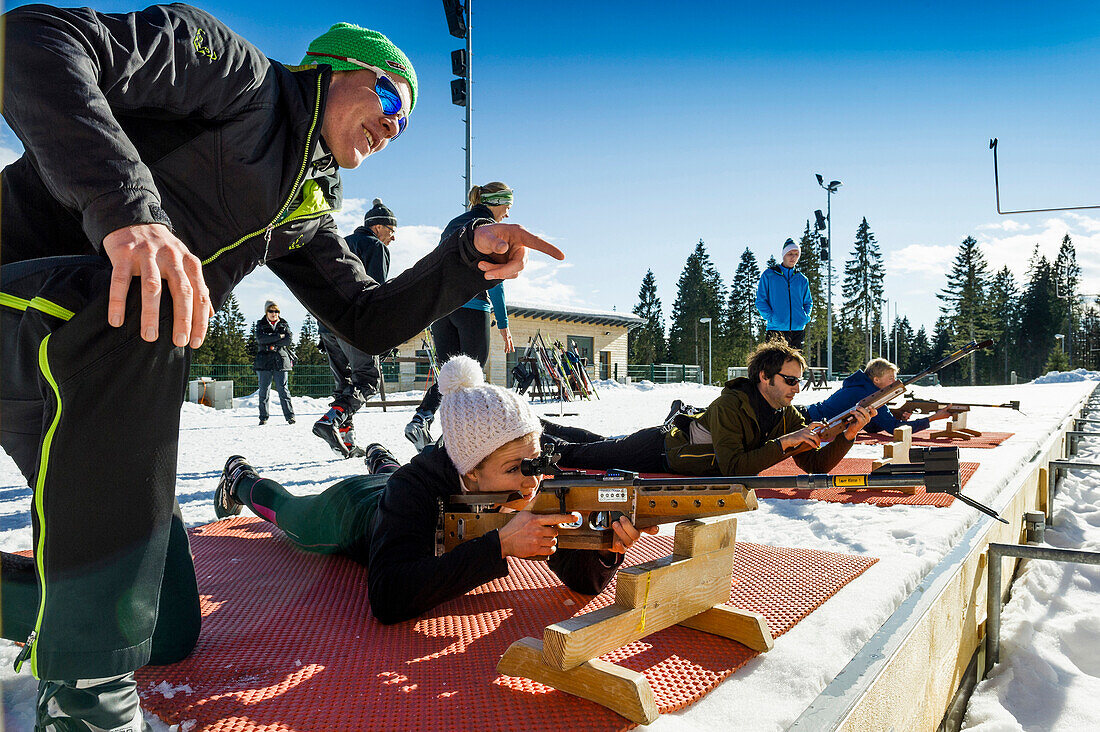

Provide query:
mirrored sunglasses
left=305, top=53, right=408, bottom=139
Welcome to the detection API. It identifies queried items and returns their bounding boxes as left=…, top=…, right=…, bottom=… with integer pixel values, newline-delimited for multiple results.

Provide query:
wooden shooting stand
left=928, top=408, right=981, bottom=440
left=496, top=517, right=773, bottom=724
left=864, top=426, right=917, bottom=494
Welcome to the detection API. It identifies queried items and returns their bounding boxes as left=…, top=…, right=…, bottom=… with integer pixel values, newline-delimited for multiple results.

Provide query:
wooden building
left=386, top=302, right=642, bottom=391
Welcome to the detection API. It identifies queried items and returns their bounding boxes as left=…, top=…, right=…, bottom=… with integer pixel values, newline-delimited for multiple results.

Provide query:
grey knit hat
left=364, top=198, right=397, bottom=228
left=264, top=300, right=280, bottom=312
left=438, top=355, right=542, bottom=475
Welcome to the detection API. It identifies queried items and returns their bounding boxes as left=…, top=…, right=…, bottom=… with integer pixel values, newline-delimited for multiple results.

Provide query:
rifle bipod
left=866, top=447, right=1008, bottom=523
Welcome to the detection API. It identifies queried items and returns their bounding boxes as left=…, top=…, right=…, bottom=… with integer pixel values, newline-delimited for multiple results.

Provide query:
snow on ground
left=1033, top=368, right=1100, bottom=384
left=0, top=378, right=1096, bottom=730
left=962, top=409, right=1100, bottom=731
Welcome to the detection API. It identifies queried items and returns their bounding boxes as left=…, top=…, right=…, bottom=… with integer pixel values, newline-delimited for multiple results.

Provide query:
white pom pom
left=438, top=355, right=484, bottom=396
left=373, top=198, right=383, bottom=206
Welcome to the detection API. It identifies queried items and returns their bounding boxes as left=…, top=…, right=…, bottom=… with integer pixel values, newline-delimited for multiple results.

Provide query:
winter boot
left=36, top=672, right=151, bottom=732
left=340, top=424, right=367, bottom=459
left=364, top=443, right=401, bottom=475
left=403, top=410, right=435, bottom=453
left=312, top=406, right=350, bottom=458
left=214, top=455, right=257, bottom=519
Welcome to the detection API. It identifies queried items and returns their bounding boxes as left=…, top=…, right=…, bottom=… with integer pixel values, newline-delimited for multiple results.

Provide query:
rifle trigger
left=555, top=486, right=569, bottom=514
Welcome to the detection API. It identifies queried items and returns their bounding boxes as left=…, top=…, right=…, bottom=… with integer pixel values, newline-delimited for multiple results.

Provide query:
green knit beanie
left=301, top=23, right=418, bottom=112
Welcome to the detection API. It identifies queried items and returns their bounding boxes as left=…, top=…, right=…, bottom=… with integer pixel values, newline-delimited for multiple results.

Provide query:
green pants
left=239, top=473, right=389, bottom=563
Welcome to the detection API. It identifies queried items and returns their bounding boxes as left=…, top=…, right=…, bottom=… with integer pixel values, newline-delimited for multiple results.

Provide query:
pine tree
left=1017, top=246, right=1059, bottom=379
left=296, top=314, right=326, bottom=365
left=1054, top=234, right=1081, bottom=365
left=797, top=221, right=826, bottom=366
left=911, top=325, right=932, bottom=371
left=840, top=218, right=885, bottom=363
left=931, top=316, right=958, bottom=383
left=194, top=293, right=248, bottom=363
left=667, top=240, right=726, bottom=367
left=892, top=316, right=914, bottom=373
left=629, top=269, right=666, bottom=364
left=986, top=266, right=1019, bottom=384
left=724, top=248, right=762, bottom=368
left=936, top=236, right=991, bottom=385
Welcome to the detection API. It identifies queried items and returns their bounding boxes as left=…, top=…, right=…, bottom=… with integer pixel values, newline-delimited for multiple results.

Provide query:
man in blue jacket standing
left=756, top=238, right=812, bottom=350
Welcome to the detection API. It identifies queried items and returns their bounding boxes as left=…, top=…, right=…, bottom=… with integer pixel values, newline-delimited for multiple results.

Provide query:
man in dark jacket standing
left=254, top=300, right=297, bottom=425
left=313, top=199, right=396, bottom=457
left=0, top=6, right=561, bottom=728
left=756, top=238, right=813, bottom=350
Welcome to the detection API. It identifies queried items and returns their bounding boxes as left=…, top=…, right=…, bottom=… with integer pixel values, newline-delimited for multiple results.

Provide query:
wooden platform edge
left=788, top=388, right=1090, bottom=732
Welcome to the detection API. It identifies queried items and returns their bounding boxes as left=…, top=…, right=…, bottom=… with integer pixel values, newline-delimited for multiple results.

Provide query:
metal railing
left=188, top=363, right=399, bottom=399
left=986, top=542, right=1100, bottom=675
left=626, top=363, right=703, bottom=384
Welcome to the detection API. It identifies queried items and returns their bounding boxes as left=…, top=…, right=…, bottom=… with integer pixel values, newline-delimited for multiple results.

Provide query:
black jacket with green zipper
left=664, top=377, right=854, bottom=476
left=1, top=3, right=492, bottom=355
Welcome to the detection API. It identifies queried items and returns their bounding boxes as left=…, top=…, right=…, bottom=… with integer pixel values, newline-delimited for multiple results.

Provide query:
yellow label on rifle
left=835, top=476, right=867, bottom=487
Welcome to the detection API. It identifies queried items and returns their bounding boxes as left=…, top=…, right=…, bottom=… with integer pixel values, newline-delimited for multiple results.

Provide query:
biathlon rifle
left=784, top=339, right=995, bottom=456
left=441, top=445, right=1003, bottom=553
left=892, top=394, right=1022, bottom=418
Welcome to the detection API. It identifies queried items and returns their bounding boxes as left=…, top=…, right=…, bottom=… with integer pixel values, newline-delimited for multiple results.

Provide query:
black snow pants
left=0, top=256, right=201, bottom=680
left=417, top=307, right=490, bottom=415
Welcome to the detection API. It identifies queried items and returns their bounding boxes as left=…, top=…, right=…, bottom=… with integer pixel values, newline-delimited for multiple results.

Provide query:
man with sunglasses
left=0, top=6, right=562, bottom=729
left=546, top=340, right=875, bottom=477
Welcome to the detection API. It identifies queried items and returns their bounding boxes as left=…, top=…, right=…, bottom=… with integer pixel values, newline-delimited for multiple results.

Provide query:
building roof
left=506, top=301, right=643, bottom=329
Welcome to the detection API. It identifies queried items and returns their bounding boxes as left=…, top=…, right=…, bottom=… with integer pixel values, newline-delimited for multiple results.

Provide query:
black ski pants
left=548, top=426, right=670, bottom=474
left=319, top=330, right=380, bottom=415
left=765, top=329, right=805, bottom=351
left=417, top=307, right=490, bottom=415
left=0, top=257, right=201, bottom=680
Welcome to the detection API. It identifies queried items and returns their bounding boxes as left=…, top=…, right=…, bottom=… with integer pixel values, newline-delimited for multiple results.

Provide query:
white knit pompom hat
left=438, top=355, right=542, bottom=474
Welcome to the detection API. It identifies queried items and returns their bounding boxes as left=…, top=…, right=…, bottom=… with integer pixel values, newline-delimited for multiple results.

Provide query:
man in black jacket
left=0, top=6, right=561, bottom=728
left=313, top=199, right=397, bottom=457
left=253, top=300, right=297, bottom=425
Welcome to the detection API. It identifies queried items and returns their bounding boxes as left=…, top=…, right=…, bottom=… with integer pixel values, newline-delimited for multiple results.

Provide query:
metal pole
left=986, top=543, right=1100, bottom=675
left=708, top=319, right=712, bottom=385
left=827, top=189, right=833, bottom=381
left=464, top=0, right=472, bottom=206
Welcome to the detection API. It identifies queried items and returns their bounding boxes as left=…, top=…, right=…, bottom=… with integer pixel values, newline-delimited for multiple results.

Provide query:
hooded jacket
left=805, top=369, right=931, bottom=434
left=1, top=3, right=492, bottom=355
left=755, top=265, right=812, bottom=332
left=366, top=445, right=621, bottom=624
left=253, top=317, right=295, bottom=371
left=665, top=377, right=854, bottom=475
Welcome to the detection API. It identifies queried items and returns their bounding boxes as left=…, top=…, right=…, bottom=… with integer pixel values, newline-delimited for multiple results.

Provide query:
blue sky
left=4, top=0, right=1100, bottom=339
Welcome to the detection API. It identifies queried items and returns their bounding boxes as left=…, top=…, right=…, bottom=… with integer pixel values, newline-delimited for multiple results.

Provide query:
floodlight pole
left=464, top=0, right=472, bottom=205
left=700, top=317, right=713, bottom=384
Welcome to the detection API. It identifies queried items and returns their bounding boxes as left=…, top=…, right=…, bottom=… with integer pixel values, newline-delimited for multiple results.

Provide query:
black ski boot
left=404, top=410, right=435, bottom=453
left=312, top=406, right=350, bottom=458
left=36, top=672, right=151, bottom=732
left=214, top=455, right=257, bottom=519
left=364, top=443, right=401, bottom=475
left=340, top=424, right=367, bottom=459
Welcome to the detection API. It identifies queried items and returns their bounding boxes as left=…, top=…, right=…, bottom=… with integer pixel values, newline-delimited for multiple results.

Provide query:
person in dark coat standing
left=253, top=300, right=296, bottom=425
left=0, top=7, right=561, bottom=726
left=313, top=199, right=396, bottom=457
left=756, top=238, right=813, bottom=350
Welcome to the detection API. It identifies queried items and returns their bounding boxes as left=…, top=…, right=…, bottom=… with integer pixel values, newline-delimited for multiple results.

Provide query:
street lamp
left=700, top=317, right=712, bottom=385
left=816, top=174, right=842, bottom=380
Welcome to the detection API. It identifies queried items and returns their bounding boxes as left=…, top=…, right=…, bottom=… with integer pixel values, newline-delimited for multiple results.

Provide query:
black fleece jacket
left=366, top=446, right=621, bottom=624
left=1, top=3, right=493, bottom=355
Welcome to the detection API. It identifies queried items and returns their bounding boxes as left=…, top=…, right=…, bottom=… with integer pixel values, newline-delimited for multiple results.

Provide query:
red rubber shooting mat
left=133, top=518, right=876, bottom=731
left=855, top=430, right=1013, bottom=449
left=757, top=457, right=981, bottom=507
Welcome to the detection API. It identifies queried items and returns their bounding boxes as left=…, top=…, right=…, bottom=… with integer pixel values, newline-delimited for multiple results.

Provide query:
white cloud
left=0, top=144, right=19, bottom=168
left=887, top=243, right=956, bottom=276
left=972, top=215, right=1100, bottom=297
left=975, top=219, right=1030, bottom=233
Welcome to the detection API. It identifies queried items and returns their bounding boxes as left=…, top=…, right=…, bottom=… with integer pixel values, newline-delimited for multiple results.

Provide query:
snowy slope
left=0, top=378, right=1095, bottom=731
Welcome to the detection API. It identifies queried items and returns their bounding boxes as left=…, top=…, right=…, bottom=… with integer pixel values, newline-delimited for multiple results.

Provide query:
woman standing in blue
left=406, top=182, right=516, bottom=449
left=756, top=238, right=812, bottom=350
